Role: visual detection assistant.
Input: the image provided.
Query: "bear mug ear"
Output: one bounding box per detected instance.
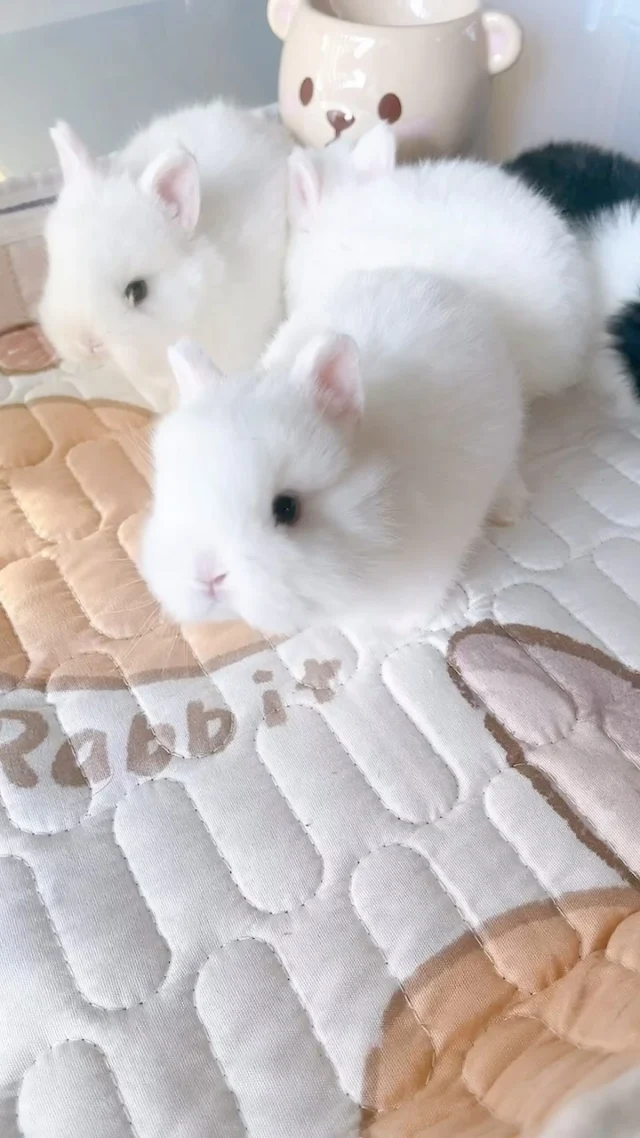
[483,11,523,75]
[267,0,300,40]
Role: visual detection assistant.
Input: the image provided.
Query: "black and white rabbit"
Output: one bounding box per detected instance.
[506,140,640,410]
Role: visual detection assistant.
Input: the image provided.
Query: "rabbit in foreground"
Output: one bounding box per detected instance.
[141,269,523,635]
[39,102,291,393]
[285,124,595,407]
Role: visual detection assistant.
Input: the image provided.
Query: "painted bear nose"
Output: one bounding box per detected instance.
[327,109,355,137]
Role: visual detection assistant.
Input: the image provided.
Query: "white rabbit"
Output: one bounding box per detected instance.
[141,268,524,635]
[540,1067,640,1138]
[39,101,292,395]
[285,124,595,404]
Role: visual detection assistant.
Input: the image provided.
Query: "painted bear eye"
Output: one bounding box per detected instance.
[378,93,402,124]
[300,77,314,106]
[272,493,301,527]
[125,279,148,307]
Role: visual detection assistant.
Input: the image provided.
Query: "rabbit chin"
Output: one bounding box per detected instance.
[110,336,178,388]
[150,573,319,637]
[227,588,322,638]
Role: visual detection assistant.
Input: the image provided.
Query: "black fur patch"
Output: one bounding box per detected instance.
[609,300,640,399]
[505,141,640,222]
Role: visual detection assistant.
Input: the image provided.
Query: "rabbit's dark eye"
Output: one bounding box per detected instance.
[378,93,402,124]
[272,493,301,527]
[300,78,314,106]
[125,279,148,307]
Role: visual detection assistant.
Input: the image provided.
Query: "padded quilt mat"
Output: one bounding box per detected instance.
[2,195,640,1138]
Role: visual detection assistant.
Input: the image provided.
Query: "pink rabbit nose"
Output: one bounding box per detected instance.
[327,109,355,138]
[196,563,227,597]
[205,573,227,597]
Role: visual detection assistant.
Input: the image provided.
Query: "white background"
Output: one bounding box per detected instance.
[0,0,639,178]
[486,0,640,161]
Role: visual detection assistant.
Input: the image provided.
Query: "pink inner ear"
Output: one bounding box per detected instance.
[314,336,363,421]
[288,151,320,227]
[142,150,200,233]
[158,160,199,230]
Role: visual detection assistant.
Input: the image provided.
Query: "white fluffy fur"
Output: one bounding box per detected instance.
[286,125,594,403]
[40,102,291,393]
[539,1067,640,1138]
[142,269,524,635]
[586,201,640,415]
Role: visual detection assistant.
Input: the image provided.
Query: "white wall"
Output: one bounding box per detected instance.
[487,0,640,161]
[1,0,639,178]
[0,0,280,178]
[0,0,156,36]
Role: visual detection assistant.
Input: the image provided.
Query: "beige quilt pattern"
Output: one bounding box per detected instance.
[2,195,640,1138]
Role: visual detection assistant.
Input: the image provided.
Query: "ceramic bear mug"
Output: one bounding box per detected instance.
[268,0,522,160]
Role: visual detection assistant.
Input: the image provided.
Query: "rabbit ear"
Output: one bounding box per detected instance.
[293,332,364,423]
[50,121,95,184]
[140,147,200,234]
[352,124,397,180]
[168,339,224,405]
[288,148,321,229]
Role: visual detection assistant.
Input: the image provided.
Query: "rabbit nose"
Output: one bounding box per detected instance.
[327,109,355,137]
[204,573,227,598]
[196,557,228,597]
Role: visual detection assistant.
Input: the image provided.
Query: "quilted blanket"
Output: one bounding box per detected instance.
[2,184,640,1138]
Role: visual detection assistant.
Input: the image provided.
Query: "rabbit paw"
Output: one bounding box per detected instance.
[489,470,530,527]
